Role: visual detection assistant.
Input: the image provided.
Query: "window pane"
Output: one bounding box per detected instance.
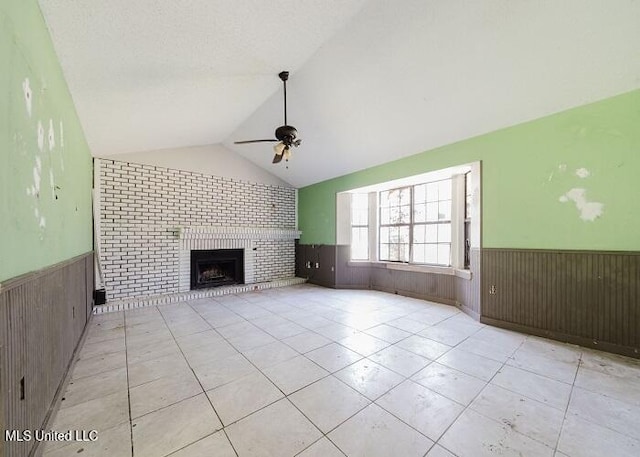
[390,207,400,224]
[426,202,438,221]
[389,244,399,261]
[389,226,398,242]
[414,184,426,203]
[438,243,451,265]
[352,193,368,210]
[400,188,411,205]
[426,182,439,202]
[439,179,452,200]
[425,224,437,242]
[399,226,410,243]
[353,208,368,225]
[401,243,410,262]
[351,227,369,260]
[425,244,438,264]
[388,189,401,206]
[414,203,426,222]
[380,207,390,225]
[380,190,390,207]
[380,226,389,243]
[399,205,411,223]
[439,200,451,220]
[438,223,451,243]
[465,173,473,219]
[414,225,425,243]
[413,244,425,263]
[380,243,389,261]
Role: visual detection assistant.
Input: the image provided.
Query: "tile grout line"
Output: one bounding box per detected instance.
[187,296,371,456]
[155,303,236,454]
[151,290,526,456]
[426,336,528,457]
[122,311,135,457]
[126,289,593,456]
[52,285,639,457]
[553,350,584,453]
[196,296,344,454]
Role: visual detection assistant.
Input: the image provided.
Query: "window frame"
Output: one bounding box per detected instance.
[350,193,370,261]
[345,163,478,270]
[411,178,453,266]
[464,171,472,269]
[378,186,412,263]
[375,179,453,267]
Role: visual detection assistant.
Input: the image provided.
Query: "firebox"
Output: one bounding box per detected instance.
[190,249,244,290]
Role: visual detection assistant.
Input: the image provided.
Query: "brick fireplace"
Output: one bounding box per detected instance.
[96,159,298,301]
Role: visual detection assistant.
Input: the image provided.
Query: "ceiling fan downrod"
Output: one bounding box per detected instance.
[279,71,289,126]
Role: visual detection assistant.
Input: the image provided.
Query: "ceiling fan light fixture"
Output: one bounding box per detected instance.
[235,70,301,165]
[273,142,286,155]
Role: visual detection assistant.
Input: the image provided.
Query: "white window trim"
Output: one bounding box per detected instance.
[338,161,481,278]
[347,260,472,279]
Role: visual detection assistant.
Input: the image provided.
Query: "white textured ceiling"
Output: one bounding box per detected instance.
[41,0,640,188]
[38,0,368,156]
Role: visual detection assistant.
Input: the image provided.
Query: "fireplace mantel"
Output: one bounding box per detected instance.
[176,226,301,241]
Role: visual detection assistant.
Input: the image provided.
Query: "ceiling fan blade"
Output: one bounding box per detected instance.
[234,139,278,144]
[272,153,284,164]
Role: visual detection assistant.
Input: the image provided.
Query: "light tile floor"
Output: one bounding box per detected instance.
[42,284,640,457]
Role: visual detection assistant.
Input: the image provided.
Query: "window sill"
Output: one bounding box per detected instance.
[347,261,472,280]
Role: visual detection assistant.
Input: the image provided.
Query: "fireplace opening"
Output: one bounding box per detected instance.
[190,249,244,290]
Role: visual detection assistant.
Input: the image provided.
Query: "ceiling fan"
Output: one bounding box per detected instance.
[234,71,301,164]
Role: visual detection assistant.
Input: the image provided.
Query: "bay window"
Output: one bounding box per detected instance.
[345,163,479,270]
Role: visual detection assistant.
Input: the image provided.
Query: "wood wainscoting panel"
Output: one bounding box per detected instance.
[0,253,94,457]
[482,248,639,358]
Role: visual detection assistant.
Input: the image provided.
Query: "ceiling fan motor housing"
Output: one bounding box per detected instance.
[275,125,298,145]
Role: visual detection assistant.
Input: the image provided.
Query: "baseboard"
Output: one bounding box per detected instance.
[370,285,457,307]
[95,277,308,314]
[456,301,480,320]
[480,316,640,359]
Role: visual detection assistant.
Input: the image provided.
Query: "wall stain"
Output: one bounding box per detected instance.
[559,188,603,221]
[575,167,590,178]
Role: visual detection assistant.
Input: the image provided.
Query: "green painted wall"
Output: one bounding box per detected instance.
[1,0,93,282]
[299,89,640,251]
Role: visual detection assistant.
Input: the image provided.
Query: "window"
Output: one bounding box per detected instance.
[350,193,369,260]
[464,172,472,269]
[345,163,478,268]
[412,179,452,265]
[377,180,452,265]
[379,187,410,262]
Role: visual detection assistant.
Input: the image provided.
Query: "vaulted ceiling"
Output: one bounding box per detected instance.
[40,0,640,187]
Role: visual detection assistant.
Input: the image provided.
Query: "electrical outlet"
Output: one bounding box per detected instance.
[489,285,497,295]
[315,262,319,269]
[305,261,311,269]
